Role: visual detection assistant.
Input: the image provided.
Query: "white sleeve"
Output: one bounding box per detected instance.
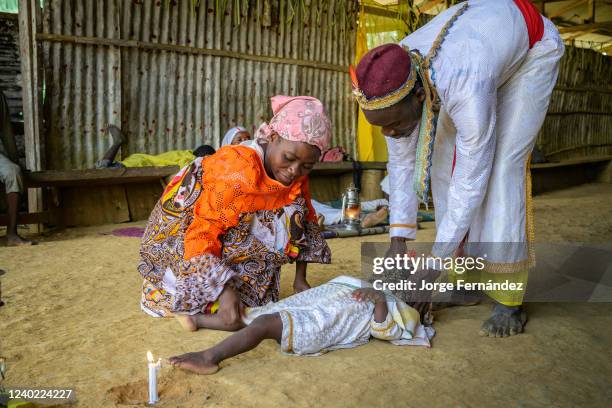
[432,81,497,258]
[385,129,419,240]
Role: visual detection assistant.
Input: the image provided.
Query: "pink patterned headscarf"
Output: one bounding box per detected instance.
[255,96,332,153]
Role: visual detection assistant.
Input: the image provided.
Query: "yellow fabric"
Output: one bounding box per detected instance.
[119,150,195,168]
[355,2,409,161]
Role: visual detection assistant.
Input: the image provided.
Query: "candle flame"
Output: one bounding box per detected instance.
[147,351,154,362]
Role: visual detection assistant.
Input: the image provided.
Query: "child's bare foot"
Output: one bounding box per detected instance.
[175,314,198,332]
[6,234,34,247]
[167,351,219,375]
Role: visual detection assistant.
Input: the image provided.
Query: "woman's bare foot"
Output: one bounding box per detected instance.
[6,234,34,247]
[175,314,198,332]
[167,351,219,375]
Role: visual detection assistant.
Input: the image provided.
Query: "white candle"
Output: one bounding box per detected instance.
[147,351,160,404]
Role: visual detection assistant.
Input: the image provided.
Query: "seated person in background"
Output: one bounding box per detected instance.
[312,175,391,228]
[168,275,431,375]
[96,125,215,169]
[0,89,32,246]
[221,126,251,146]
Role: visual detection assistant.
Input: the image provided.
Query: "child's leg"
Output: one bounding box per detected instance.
[176,312,245,332]
[176,285,245,332]
[168,313,282,375]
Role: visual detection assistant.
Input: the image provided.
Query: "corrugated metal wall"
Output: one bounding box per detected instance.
[40,0,357,170]
[42,0,122,170]
[0,13,22,120]
[538,46,612,161]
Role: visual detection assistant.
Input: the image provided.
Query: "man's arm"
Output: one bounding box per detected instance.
[385,129,420,241]
[432,84,497,258]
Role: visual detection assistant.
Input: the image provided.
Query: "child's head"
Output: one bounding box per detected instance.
[222,126,251,146]
[257,96,332,186]
[193,144,216,157]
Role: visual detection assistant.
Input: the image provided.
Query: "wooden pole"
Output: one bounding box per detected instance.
[548,0,588,20]
[35,33,349,73]
[18,0,44,232]
[558,22,612,34]
[587,0,595,23]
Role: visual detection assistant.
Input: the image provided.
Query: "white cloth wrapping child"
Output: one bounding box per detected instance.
[243,275,434,356]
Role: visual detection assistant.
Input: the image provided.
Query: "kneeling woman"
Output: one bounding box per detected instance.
[138,96,332,331]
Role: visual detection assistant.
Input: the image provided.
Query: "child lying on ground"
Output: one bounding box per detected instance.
[168,275,433,374]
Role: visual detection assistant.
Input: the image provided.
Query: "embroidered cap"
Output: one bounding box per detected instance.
[351,44,418,111]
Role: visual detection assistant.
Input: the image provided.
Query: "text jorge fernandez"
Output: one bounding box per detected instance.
[370,254,524,292]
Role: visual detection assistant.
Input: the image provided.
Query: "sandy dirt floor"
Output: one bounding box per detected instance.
[1,183,612,407]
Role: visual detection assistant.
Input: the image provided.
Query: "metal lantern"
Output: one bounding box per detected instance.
[340,184,361,231]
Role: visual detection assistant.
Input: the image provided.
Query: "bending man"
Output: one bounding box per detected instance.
[353,0,564,337]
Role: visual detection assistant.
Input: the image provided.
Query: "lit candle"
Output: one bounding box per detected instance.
[147,351,161,404]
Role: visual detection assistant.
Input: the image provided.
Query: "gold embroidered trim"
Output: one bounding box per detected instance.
[479,258,532,274]
[478,159,536,275]
[284,311,294,353]
[353,61,418,111]
[390,223,418,229]
[525,156,536,268]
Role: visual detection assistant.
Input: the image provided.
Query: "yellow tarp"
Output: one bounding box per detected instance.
[356,1,409,162]
[119,150,195,168]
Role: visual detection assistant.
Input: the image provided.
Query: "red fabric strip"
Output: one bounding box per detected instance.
[513,0,544,49]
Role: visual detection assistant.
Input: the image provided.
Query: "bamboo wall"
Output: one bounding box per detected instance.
[0,12,21,120]
[24,1,612,170]
[538,46,612,161]
[40,0,358,170]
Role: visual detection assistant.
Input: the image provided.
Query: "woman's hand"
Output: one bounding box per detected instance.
[217,286,244,326]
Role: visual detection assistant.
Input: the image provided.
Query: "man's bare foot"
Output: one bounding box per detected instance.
[175,314,198,332]
[6,234,34,247]
[479,303,527,337]
[362,207,388,228]
[167,351,219,375]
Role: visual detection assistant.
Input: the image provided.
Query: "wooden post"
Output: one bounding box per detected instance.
[18,0,44,232]
[587,0,595,23]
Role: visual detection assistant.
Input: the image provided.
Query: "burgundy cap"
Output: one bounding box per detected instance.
[355,44,411,99]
